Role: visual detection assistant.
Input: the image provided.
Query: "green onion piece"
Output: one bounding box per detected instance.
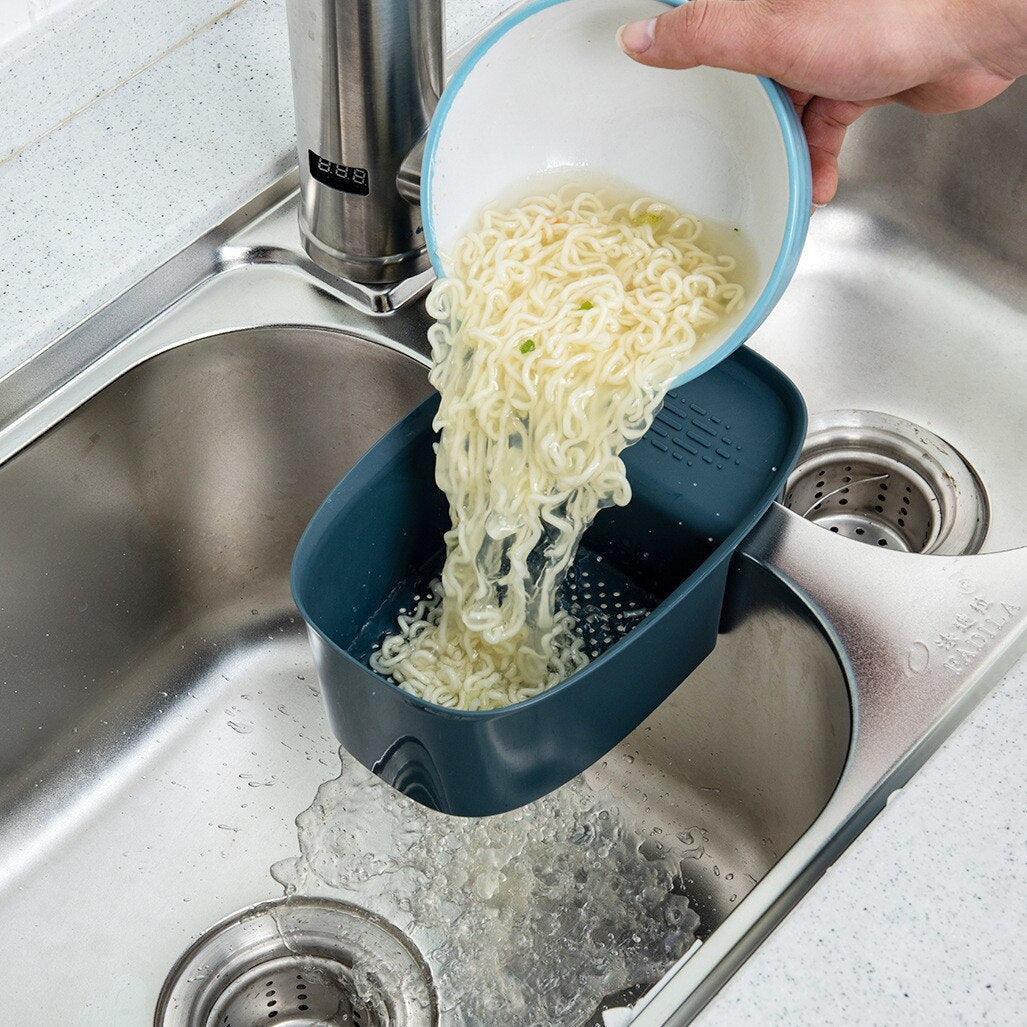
[519,339,536,354]
[578,300,594,311]
[633,210,664,227]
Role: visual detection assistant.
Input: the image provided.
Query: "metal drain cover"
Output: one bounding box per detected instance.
[784,410,989,555]
[155,898,437,1027]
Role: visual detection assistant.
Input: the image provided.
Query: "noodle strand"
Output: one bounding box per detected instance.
[370,188,744,710]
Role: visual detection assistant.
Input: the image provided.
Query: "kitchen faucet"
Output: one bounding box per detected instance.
[285,0,444,285]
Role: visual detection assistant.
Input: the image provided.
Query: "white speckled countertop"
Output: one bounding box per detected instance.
[1,0,1024,1021]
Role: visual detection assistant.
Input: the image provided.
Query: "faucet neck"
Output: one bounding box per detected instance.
[286,0,444,284]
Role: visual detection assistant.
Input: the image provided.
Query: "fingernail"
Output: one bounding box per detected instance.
[618,18,656,55]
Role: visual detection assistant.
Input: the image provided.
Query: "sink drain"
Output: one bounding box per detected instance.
[155,898,437,1027]
[783,410,989,555]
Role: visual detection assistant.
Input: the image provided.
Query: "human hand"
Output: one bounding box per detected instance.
[618,0,1027,204]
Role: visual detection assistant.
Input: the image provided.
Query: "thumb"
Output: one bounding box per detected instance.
[619,0,785,76]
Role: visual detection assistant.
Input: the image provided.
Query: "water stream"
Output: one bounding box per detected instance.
[272,754,701,1025]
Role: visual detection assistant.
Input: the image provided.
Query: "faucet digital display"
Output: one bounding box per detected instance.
[308,150,370,196]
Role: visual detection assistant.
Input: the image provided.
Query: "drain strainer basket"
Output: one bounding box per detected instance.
[784,409,989,555]
[155,898,437,1027]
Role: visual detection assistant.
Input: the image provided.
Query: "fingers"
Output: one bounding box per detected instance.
[619,0,787,76]
[786,87,814,120]
[617,5,877,205]
[801,96,871,205]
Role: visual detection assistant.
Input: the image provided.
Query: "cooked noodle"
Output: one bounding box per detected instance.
[370,188,744,710]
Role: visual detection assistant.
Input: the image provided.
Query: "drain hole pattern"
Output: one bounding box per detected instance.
[156,899,437,1027]
[214,967,375,1027]
[561,551,656,661]
[785,457,936,552]
[782,411,988,556]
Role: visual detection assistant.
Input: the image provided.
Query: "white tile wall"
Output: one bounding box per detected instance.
[0,0,511,376]
[1,0,244,160]
[0,0,78,49]
[0,0,296,378]
[0,0,509,163]
[0,0,32,44]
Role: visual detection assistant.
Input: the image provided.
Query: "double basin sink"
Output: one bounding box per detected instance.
[0,81,1023,1024]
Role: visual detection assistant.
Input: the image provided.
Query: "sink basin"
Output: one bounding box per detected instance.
[0,62,1023,1026]
[0,322,849,1023]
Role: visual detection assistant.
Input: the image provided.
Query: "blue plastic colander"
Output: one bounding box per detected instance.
[292,347,806,816]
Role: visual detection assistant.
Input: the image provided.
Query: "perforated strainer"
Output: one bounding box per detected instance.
[155,898,437,1027]
[783,410,989,554]
[292,347,806,815]
[214,958,372,1026]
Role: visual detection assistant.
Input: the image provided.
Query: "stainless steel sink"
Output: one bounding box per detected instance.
[0,78,1024,1025]
[0,303,851,1025]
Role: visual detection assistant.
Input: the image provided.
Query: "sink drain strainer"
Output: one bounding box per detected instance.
[155,898,437,1027]
[784,410,989,555]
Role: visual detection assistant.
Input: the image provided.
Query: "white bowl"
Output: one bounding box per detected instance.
[421,0,812,388]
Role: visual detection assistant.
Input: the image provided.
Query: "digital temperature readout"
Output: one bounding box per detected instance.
[308,150,369,196]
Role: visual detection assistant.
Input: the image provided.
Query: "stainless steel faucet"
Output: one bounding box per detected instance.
[285,0,444,284]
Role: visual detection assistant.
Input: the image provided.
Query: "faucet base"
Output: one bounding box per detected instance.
[300,216,430,285]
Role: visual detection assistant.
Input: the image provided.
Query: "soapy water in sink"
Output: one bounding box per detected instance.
[271,754,700,1025]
